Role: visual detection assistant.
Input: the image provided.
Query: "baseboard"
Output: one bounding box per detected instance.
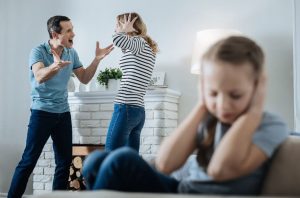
[0,192,30,197]
[0,192,7,197]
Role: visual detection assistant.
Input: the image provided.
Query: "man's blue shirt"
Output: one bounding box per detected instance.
[29,42,82,113]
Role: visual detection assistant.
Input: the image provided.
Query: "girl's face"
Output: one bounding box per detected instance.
[202,60,256,124]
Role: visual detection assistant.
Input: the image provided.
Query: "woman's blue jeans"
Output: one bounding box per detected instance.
[105,104,145,152]
[82,147,179,192]
[8,110,72,198]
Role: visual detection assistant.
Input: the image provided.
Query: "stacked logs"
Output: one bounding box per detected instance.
[68,156,86,190]
[68,144,105,191]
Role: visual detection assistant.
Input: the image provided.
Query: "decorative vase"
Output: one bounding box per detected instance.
[91,78,106,91]
[88,78,97,91]
[79,83,87,92]
[95,82,106,91]
[73,78,81,92]
[68,77,75,92]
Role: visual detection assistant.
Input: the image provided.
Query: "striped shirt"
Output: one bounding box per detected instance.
[112,32,156,107]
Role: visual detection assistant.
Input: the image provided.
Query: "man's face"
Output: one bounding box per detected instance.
[56,21,75,48]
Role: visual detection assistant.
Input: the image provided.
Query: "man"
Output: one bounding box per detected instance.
[8,15,113,198]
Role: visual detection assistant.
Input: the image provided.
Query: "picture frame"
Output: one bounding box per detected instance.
[150,72,166,86]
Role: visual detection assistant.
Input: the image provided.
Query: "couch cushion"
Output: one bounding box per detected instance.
[29,190,219,198]
[28,189,290,198]
[261,136,300,196]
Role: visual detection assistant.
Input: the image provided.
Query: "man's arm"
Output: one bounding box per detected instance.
[73,57,100,84]
[74,42,113,84]
[32,61,70,84]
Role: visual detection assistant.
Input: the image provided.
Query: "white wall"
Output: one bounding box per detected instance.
[0,0,294,194]
[294,0,300,131]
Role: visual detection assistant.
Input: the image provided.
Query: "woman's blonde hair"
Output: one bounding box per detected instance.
[117,12,159,54]
[197,36,265,168]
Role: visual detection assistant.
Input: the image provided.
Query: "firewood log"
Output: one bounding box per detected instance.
[70,167,74,175]
[73,156,83,169]
[72,179,80,189]
[76,171,81,177]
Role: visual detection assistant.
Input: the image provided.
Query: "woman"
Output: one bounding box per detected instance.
[105,12,158,152]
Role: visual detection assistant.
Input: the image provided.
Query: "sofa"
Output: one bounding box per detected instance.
[29,136,300,198]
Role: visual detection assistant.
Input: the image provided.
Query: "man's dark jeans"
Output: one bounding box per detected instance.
[8,110,72,198]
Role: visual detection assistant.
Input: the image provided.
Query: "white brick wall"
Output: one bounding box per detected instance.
[33,88,180,193]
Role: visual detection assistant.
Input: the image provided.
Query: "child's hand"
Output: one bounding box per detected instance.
[116,13,138,34]
[248,73,267,116]
[198,75,207,110]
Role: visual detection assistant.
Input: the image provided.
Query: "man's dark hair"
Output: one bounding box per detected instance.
[47,15,70,39]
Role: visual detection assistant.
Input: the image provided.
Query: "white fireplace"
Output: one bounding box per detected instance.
[32,88,181,194]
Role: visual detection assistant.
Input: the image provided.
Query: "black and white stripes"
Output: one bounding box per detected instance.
[113,32,156,107]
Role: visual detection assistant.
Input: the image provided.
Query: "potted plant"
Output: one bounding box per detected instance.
[97,68,122,89]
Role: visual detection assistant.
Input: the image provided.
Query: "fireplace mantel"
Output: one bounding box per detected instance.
[68,88,181,103]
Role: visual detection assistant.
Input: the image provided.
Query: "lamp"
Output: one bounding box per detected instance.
[190,29,242,74]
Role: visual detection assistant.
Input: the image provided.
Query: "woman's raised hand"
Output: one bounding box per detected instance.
[116,13,138,33]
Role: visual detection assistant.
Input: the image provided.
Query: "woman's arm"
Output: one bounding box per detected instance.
[112,33,145,54]
[207,74,267,181]
[155,102,207,174]
[113,14,145,54]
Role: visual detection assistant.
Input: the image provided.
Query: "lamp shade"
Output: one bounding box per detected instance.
[190,29,242,74]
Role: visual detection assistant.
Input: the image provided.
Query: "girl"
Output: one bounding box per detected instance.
[83,36,288,195]
[105,12,158,152]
